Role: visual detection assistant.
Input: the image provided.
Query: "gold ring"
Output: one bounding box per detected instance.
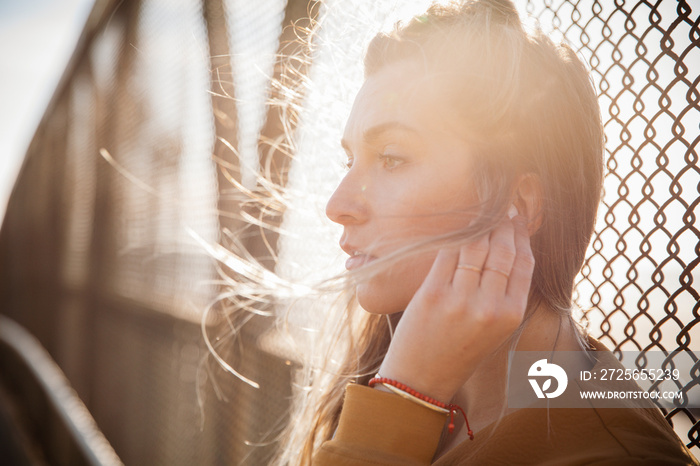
[484,267,510,279]
[457,264,482,273]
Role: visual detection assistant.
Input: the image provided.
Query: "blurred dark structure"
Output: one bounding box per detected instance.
[0,0,697,464]
[0,315,122,465]
[0,0,313,463]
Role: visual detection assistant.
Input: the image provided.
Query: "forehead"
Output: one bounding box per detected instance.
[343,60,459,143]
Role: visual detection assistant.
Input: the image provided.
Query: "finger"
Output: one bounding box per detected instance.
[480,218,516,297]
[506,215,535,306]
[453,233,489,292]
[423,248,460,288]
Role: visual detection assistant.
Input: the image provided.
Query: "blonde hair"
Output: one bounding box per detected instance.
[267,0,605,463]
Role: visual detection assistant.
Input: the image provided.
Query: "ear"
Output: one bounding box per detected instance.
[513,173,543,236]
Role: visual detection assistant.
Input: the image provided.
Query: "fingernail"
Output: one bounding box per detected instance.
[508,204,518,219]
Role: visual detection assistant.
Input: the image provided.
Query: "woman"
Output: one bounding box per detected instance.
[271,0,697,464]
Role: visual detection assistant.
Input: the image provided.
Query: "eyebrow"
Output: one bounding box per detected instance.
[341,122,419,152]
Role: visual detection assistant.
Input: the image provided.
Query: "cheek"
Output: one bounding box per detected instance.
[355,175,474,314]
[355,251,437,314]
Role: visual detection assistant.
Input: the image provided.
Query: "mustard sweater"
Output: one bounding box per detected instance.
[313,341,698,465]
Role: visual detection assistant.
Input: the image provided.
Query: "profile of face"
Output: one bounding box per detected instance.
[326,59,478,314]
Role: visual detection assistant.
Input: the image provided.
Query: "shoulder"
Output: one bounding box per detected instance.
[436,337,698,465]
[436,406,697,465]
[553,406,696,464]
[545,337,697,464]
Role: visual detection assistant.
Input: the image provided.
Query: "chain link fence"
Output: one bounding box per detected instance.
[523,0,699,450]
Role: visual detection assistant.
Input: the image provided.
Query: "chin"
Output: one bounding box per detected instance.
[356,291,406,314]
[354,272,419,315]
[354,251,436,314]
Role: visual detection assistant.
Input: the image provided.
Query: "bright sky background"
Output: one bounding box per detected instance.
[0,0,94,222]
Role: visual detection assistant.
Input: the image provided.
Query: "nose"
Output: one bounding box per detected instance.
[325,170,368,226]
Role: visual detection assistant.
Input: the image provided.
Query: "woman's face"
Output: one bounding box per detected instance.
[326,59,476,314]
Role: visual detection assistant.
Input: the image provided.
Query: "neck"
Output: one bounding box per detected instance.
[457,303,585,433]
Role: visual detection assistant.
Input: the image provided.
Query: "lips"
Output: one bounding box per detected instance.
[340,241,377,270]
[345,252,376,270]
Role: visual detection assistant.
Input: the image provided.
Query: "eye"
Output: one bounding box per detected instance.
[380,154,404,170]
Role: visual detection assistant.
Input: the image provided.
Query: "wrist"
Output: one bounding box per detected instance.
[376,365,459,404]
[369,375,473,438]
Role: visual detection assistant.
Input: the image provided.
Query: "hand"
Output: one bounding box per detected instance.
[377,214,535,403]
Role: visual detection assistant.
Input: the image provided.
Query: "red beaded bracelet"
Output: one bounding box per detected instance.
[369,376,474,440]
